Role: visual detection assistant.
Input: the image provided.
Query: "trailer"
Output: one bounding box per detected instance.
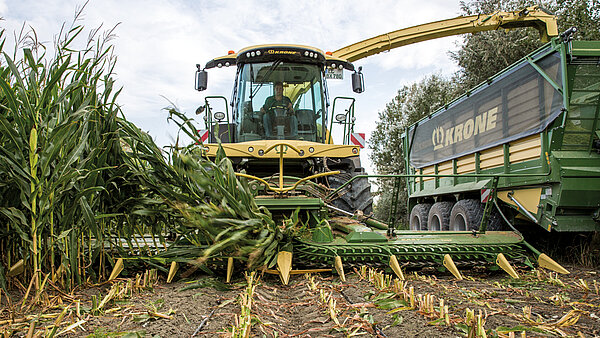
[403,36,600,233]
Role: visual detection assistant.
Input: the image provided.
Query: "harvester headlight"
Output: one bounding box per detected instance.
[338,64,343,69]
[225,62,230,67]
[256,50,261,56]
[314,54,318,59]
[246,52,251,57]
[217,63,222,68]
[251,52,256,57]
[299,150,305,156]
[258,149,264,156]
[308,147,314,153]
[309,52,314,57]
[352,148,358,154]
[331,63,336,68]
[304,51,309,56]
[248,147,254,152]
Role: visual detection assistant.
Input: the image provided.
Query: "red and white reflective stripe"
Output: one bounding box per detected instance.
[350,132,366,148]
[197,129,209,143]
[481,188,493,203]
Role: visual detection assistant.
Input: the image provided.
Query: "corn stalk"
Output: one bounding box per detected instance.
[0,9,129,291]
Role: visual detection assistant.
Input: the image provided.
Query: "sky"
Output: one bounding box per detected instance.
[1,0,463,174]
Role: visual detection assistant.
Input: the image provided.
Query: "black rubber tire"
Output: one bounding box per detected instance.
[427,201,454,231]
[328,167,373,215]
[449,199,481,231]
[486,205,505,231]
[409,203,432,230]
[449,199,504,231]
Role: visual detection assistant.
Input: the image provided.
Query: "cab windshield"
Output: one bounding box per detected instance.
[235,61,326,142]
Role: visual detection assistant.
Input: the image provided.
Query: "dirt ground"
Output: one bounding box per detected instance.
[2,262,600,337]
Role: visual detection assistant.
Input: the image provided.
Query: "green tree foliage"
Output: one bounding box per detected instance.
[554,0,600,40]
[452,0,600,90]
[370,74,456,222]
[450,0,546,91]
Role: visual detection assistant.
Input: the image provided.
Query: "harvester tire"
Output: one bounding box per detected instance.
[328,167,373,215]
[409,203,432,230]
[449,199,504,231]
[427,201,453,231]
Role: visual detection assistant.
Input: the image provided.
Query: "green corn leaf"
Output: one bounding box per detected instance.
[56,229,72,241]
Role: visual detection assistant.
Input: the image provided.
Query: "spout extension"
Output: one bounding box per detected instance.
[560,27,577,42]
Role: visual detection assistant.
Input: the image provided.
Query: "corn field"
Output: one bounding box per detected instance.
[0,16,293,296]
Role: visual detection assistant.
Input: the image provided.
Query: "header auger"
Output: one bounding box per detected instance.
[187,7,576,284]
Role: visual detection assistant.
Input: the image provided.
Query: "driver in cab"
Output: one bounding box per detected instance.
[261,82,297,138]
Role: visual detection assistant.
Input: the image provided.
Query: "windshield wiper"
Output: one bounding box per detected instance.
[250,60,283,99]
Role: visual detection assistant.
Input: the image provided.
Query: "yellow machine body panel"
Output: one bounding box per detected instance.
[203,140,360,159]
[497,188,543,215]
[417,135,542,183]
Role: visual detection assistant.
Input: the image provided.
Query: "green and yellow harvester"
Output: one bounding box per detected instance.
[192,7,585,283]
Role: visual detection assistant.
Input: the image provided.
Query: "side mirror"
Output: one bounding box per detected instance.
[352,66,364,94]
[214,112,226,121]
[195,65,208,91]
[335,113,347,122]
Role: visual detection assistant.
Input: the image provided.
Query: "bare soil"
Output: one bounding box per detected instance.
[2,264,600,337]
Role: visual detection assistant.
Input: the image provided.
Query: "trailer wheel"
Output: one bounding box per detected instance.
[449,199,506,231]
[427,201,453,231]
[409,203,432,230]
[449,199,481,231]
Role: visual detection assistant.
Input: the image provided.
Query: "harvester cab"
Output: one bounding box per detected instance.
[195,45,362,143]
[194,44,373,221]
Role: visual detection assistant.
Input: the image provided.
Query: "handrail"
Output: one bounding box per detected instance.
[234,142,340,194]
[325,171,553,200]
[204,95,231,143]
[236,171,339,194]
[329,97,356,145]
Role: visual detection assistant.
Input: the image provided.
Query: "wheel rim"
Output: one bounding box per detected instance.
[410,216,420,230]
[429,215,441,231]
[451,213,467,231]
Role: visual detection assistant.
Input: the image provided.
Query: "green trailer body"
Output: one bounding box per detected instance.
[403,39,600,233]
